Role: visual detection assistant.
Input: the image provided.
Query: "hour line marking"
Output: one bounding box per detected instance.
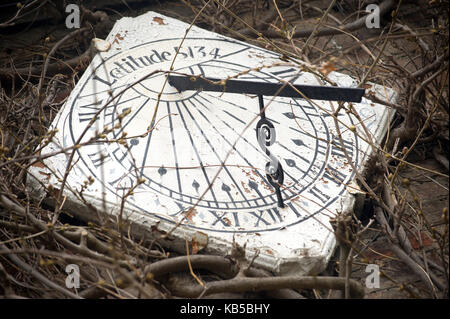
[111,96,150,136]
[186,98,252,206]
[139,100,158,177]
[222,109,246,125]
[167,101,183,194]
[183,99,250,206]
[78,82,128,99]
[176,100,218,202]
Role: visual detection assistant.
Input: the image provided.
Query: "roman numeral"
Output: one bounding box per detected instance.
[207,211,243,228]
[249,211,270,227]
[232,212,240,227]
[214,45,250,60]
[207,209,285,229]
[323,164,347,185]
[88,149,111,168]
[266,208,283,223]
[292,99,320,118]
[250,209,284,227]
[286,202,301,217]
[210,211,231,227]
[78,100,104,122]
[316,140,329,156]
[270,67,301,82]
[108,165,137,201]
[308,185,331,204]
[116,177,135,195]
[111,146,128,163]
[78,89,140,124]
[331,135,354,159]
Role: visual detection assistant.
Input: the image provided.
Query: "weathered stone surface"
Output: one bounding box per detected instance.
[28,11,397,275]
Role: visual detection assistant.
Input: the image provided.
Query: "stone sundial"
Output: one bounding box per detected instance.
[28,11,396,275]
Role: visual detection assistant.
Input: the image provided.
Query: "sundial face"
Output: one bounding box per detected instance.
[68,37,357,233]
[29,12,394,275]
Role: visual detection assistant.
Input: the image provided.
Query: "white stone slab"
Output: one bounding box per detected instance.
[28,11,397,275]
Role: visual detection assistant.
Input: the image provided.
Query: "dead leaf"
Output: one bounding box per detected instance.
[153,17,166,25]
[32,161,45,168]
[223,217,231,226]
[319,61,337,76]
[112,33,124,45]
